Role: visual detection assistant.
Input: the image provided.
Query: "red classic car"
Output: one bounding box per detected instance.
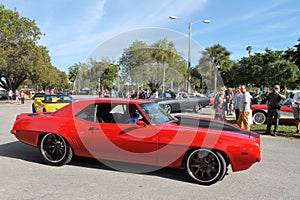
[11,98,261,185]
[252,98,294,124]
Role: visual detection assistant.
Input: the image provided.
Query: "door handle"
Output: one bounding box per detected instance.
[88,127,100,131]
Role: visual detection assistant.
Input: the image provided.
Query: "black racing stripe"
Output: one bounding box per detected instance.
[175,116,259,138]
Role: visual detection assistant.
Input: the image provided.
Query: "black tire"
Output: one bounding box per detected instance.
[185,149,227,185]
[43,108,47,112]
[39,133,73,166]
[164,104,172,114]
[32,104,36,113]
[193,104,202,113]
[253,111,267,124]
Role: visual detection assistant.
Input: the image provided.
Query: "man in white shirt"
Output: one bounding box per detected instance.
[292,91,300,134]
[237,85,252,130]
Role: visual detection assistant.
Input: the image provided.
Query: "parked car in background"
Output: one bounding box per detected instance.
[156,91,210,114]
[11,98,261,185]
[32,94,74,112]
[252,98,294,124]
[0,91,8,100]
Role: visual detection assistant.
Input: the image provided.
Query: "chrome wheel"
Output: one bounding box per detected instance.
[39,133,73,166]
[185,149,226,185]
[193,104,202,113]
[253,111,266,124]
[164,104,172,114]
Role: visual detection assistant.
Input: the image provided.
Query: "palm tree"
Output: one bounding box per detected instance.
[151,38,179,93]
[68,64,79,90]
[246,46,252,56]
[205,44,231,92]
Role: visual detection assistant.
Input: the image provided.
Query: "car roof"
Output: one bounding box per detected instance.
[91,98,154,104]
[52,98,155,118]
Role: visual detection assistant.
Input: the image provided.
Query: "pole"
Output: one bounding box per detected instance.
[162,62,166,94]
[187,22,192,93]
[213,58,217,93]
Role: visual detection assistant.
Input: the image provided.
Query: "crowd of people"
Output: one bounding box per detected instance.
[7,89,26,104]
[213,84,294,136]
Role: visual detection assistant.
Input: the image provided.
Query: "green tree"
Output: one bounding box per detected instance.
[293,38,300,67]
[266,59,299,90]
[120,40,152,85]
[0,5,49,92]
[100,64,119,90]
[120,39,185,93]
[197,44,231,92]
[151,38,180,93]
[68,64,80,90]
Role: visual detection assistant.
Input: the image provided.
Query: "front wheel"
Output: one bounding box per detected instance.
[185,149,227,185]
[39,133,73,166]
[253,111,267,124]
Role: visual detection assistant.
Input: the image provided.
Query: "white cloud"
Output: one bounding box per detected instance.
[77,0,106,35]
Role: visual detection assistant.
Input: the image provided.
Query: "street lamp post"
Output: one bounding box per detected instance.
[169,16,210,93]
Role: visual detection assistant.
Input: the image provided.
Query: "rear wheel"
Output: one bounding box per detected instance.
[32,104,36,113]
[253,111,267,124]
[39,133,73,166]
[193,104,202,113]
[185,149,227,185]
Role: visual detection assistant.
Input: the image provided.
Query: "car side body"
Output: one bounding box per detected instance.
[252,98,294,124]
[11,98,260,185]
[156,92,210,114]
[32,94,74,112]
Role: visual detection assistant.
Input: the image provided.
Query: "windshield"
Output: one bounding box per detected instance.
[139,102,174,124]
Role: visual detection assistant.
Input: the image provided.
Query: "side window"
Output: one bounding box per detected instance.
[76,104,96,122]
[96,103,143,124]
[96,103,115,123]
[283,98,292,106]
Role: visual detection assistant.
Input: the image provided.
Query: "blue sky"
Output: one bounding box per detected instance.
[1,0,300,72]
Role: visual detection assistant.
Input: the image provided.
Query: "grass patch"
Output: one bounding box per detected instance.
[227,120,300,138]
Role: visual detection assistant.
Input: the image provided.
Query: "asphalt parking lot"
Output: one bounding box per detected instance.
[0,97,300,200]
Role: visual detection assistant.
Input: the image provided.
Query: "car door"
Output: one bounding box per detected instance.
[280,98,293,121]
[178,93,194,110]
[79,103,159,166]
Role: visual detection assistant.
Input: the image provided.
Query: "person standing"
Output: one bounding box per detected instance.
[8,89,13,102]
[15,89,20,103]
[237,85,252,130]
[214,88,226,121]
[233,86,242,121]
[265,85,286,136]
[292,91,300,134]
[252,89,261,104]
[20,90,25,104]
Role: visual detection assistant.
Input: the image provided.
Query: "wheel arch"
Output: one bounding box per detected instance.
[252,109,267,115]
[252,109,267,124]
[181,147,231,168]
[37,132,75,154]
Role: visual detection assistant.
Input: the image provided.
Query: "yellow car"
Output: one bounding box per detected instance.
[32,94,74,112]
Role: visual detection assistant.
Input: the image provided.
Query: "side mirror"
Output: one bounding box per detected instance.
[136,120,147,127]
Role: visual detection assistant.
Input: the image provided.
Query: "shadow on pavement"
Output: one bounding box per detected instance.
[0,141,42,164]
[0,141,196,185]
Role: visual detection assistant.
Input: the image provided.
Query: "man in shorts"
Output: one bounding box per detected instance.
[292,91,300,134]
